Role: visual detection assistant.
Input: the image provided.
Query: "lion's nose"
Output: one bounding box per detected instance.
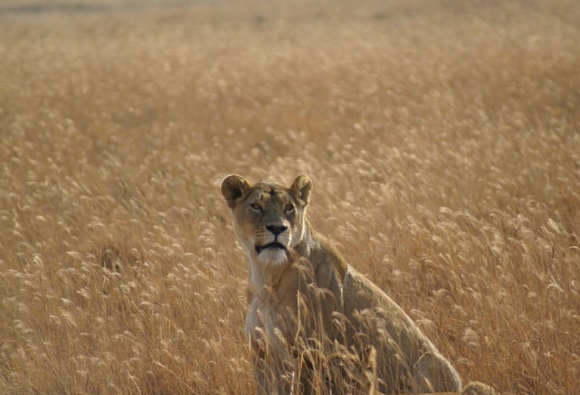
[266,225,288,236]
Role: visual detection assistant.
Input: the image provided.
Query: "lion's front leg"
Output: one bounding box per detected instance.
[251,349,295,395]
[246,306,296,394]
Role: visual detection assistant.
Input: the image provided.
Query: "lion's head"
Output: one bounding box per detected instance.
[220,174,312,265]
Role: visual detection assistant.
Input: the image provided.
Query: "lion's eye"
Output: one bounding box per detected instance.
[285,204,295,213]
[250,203,262,212]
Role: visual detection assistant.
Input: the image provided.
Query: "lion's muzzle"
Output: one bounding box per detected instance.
[255,242,287,254]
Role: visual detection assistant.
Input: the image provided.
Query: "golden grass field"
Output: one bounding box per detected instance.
[1,0,579,393]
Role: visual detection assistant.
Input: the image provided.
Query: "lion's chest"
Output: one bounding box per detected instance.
[244,261,303,347]
[244,297,274,338]
[245,295,297,359]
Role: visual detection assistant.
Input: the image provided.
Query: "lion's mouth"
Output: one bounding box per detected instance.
[255,242,287,254]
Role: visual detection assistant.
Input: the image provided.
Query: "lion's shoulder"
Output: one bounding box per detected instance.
[298,227,348,284]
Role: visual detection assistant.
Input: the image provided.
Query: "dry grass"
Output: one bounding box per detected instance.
[1,0,579,393]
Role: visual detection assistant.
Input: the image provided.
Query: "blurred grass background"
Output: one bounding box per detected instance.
[1,0,579,393]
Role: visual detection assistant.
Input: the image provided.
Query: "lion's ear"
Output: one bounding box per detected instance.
[290,174,312,205]
[221,175,251,209]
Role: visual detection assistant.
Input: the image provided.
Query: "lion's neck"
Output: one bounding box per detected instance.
[246,220,348,304]
[294,221,315,258]
[248,259,292,295]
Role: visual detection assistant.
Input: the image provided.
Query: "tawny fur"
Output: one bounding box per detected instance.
[221,174,497,395]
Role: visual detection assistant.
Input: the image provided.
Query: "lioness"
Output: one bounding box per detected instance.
[221,174,496,395]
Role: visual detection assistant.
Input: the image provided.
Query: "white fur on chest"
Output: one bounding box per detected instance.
[244,261,293,356]
[245,261,279,333]
[245,290,292,362]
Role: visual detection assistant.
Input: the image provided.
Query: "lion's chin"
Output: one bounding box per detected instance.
[256,248,288,265]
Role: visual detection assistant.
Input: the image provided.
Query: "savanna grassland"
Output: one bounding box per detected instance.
[1,0,579,393]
